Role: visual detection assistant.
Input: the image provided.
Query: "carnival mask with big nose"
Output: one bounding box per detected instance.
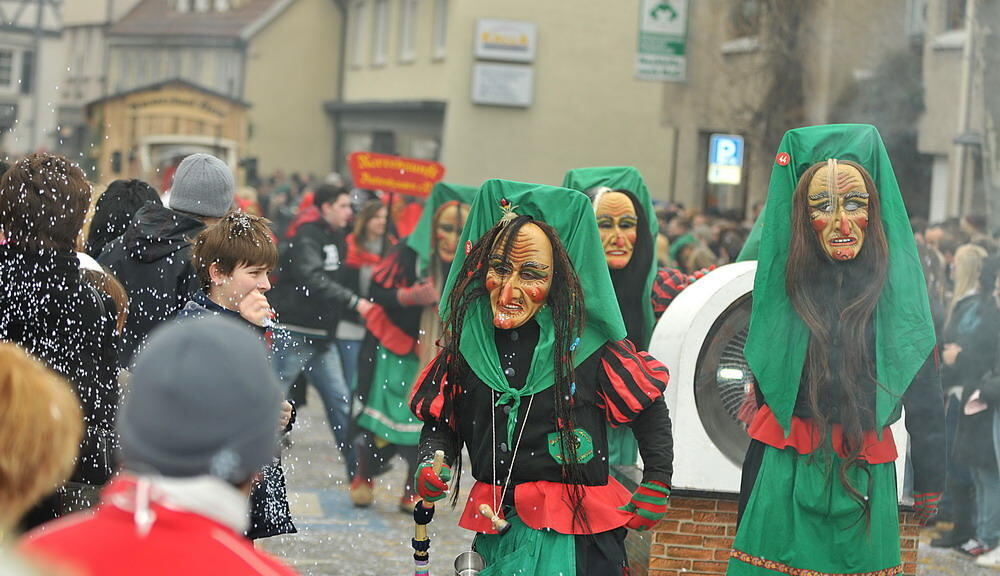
[485,222,553,329]
[595,191,638,269]
[807,160,870,261]
[434,202,470,264]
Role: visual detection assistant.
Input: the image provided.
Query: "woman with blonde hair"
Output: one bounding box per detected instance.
[1,343,83,534]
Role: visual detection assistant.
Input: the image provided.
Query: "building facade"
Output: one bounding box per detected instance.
[331,0,676,199]
[0,0,64,156]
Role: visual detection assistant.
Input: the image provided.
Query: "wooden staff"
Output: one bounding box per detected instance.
[412,450,445,575]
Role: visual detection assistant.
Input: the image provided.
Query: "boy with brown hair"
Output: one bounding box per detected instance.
[179,212,296,540]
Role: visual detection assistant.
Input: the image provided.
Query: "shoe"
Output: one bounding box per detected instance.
[976,546,1000,567]
[931,530,974,548]
[398,493,421,514]
[956,538,990,557]
[349,476,374,508]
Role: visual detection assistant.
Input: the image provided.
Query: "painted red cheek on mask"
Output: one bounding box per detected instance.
[811,216,829,232]
[485,276,500,292]
[855,216,869,230]
[626,231,637,245]
[525,286,548,303]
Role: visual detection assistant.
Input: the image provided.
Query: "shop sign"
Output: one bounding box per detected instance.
[471,63,534,108]
[475,19,537,63]
[348,152,445,197]
[636,0,689,82]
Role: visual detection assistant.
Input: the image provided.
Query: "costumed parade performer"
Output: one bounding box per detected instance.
[729,124,945,575]
[352,182,475,510]
[409,180,674,575]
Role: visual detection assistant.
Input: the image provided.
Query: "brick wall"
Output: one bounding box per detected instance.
[643,493,920,576]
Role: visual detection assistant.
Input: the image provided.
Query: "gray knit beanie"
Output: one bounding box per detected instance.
[168,153,235,218]
[118,316,281,484]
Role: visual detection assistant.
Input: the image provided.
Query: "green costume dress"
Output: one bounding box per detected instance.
[562,166,658,466]
[729,124,938,576]
[356,182,477,446]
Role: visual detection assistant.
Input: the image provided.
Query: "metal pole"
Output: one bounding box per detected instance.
[951,0,978,217]
[28,0,45,151]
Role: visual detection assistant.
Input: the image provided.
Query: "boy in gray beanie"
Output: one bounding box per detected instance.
[21,316,299,576]
[99,153,237,366]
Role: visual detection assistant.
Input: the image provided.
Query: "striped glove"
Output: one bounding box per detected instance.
[913,492,942,526]
[414,461,452,503]
[619,480,670,531]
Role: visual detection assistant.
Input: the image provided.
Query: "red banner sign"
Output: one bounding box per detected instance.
[348,152,445,198]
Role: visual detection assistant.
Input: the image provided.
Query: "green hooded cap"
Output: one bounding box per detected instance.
[744,124,934,432]
[440,179,627,446]
[406,181,478,274]
[561,166,658,348]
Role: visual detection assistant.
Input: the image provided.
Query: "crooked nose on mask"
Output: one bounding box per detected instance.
[499,281,516,304]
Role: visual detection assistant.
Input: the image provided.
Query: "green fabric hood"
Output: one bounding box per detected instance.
[406,181,478,273]
[743,124,935,432]
[561,166,658,348]
[439,180,627,443]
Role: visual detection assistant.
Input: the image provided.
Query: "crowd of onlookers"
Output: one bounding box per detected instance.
[7,147,1000,572]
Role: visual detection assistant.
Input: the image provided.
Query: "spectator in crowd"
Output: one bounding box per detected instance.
[84,179,160,258]
[179,212,296,540]
[0,153,121,530]
[21,317,298,576]
[270,184,371,478]
[99,153,235,366]
[0,343,82,560]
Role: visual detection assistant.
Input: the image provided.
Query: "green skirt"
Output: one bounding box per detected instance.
[355,345,422,445]
[473,516,576,576]
[728,445,902,576]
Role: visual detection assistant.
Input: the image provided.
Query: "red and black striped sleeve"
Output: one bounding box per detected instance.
[597,339,669,425]
[651,268,691,319]
[409,352,456,425]
[371,249,405,290]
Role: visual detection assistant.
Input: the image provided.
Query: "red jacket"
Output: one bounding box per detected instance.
[20,477,298,576]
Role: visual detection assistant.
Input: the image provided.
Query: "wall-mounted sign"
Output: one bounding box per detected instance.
[348,151,445,197]
[636,0,689,82]
[471,63,534,108]
[475,19,537,62]
[707,133,744,185]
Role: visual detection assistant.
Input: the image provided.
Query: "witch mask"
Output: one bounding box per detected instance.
[485,222,553,329]
[433,201,470,264]
[595,190,638,269]
[805,159,871,262]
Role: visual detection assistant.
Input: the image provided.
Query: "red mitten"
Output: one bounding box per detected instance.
[414,461,452,502]
[913,492,941,526]
[397,281,439,307]
[619,480,670,531]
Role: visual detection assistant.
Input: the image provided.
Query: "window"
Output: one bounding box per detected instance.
[350,0,367,68]
[728,0,761,39]
[20,50,34,95]
[372,0,388,66]
[432,0,447,60]
[0,50,13,88]
[399,0,417,63]
[945,0,967,30]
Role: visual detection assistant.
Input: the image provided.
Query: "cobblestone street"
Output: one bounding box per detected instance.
[263,392,1000,575]
[260,391,473,576]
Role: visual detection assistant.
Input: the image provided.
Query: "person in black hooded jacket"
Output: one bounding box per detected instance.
[0,153,120,530]
[98,154,235,366]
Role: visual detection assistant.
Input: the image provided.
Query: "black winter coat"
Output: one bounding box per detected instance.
[0,246,121,484]
[98,203,204,365]
[271,220,359,337]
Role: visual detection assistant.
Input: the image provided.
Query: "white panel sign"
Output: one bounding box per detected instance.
[636,0,689,82]
[471,63,534,108]
[475,19,537,62]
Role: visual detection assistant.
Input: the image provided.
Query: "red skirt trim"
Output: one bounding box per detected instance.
[748,405,897,464]
[459,478,633,535]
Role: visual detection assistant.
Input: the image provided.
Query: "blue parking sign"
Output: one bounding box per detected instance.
[710,134,744,166]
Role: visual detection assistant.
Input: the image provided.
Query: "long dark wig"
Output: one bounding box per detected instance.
[590,188,654,348]
[435,215,591,530]
[785,160,889,510]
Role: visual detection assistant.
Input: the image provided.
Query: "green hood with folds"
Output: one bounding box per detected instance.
[743,124,934,432]
[561,166,658,348]
[406,181,478,274]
